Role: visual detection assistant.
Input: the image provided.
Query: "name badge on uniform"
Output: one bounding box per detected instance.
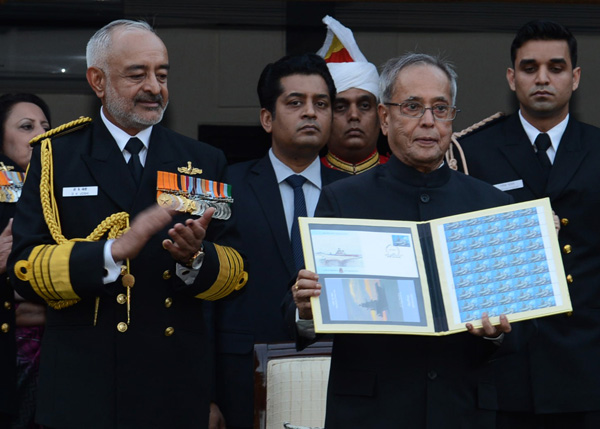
[494,180,524,192]
[63,186,98,197]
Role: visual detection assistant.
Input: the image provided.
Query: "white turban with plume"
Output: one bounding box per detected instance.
[316,15,380,100]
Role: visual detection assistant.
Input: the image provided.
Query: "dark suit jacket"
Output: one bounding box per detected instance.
[7,119,245,428]
[210,154,347,427]
[310,156,513,429]
[0,156,18,423]
[458,113,600,413]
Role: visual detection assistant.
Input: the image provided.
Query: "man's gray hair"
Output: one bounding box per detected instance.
[86,20,156,69]
[379,53,458,105]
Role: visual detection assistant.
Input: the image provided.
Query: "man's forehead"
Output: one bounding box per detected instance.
[337,88,377,102]
[516,39,571,63]
[279,74,329,96]
[393,66,451,102]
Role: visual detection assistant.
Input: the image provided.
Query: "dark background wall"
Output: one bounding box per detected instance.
[1,1,599,160]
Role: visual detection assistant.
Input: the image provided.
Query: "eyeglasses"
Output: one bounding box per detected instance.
[384,101,460,121]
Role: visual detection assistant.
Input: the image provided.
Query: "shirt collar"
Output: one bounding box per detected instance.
[100,107,153,152]
[518,110,569,151]
[386,155,451,188]
[268,148,322,190]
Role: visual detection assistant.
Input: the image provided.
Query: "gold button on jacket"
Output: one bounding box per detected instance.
[164,327,175,336]
[1,322,10,333]
[117,322,128,333]
[164,297,173,308]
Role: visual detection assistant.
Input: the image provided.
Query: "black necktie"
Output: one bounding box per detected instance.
[125,137,144,186]
[534,133,552,180]
[285,174,307,271]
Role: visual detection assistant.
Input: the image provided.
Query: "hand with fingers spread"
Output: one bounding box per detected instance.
[111,204,175,262]
[292,269,321,320]
[466,312,511,338]
[163,207,214,265]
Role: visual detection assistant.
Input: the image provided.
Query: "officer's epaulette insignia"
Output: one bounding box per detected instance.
[29,116,93,146]
[446,112,506,174]
[453,112,506,141]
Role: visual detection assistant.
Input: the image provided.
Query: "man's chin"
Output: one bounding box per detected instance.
[341,138,369,149]
[134,111,165,127]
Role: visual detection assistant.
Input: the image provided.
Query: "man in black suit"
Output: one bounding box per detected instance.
[8,20,246,428]
[457,20,600,429]
[209,54,347,429]
[291,53,512,429]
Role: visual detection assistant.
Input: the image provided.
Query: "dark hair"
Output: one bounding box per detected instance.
[0,93,51,149]
[511,20,577,67]
[257,53,336,116]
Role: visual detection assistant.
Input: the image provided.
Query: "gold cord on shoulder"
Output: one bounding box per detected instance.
[29,117,93,146]
[18,118,130,312]
[445,112,505,175]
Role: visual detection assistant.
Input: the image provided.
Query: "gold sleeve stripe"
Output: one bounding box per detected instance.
[196,245,246,301]
[29,245,60,301]
[195,244,247,301]
[16,243,80,306]
[209,246,245,301]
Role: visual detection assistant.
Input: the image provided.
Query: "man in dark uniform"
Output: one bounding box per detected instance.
[290,53,512,429]
[8,20,246,428]
[209,53,347,429]
[456,20,600,429]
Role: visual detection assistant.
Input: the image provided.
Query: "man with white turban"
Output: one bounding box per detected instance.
[318,15,388,174]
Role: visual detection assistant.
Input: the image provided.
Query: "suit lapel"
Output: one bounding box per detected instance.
[81,120,137,212]
[249,156,296,276]
[547,119,588,199]
[498,115,548,197]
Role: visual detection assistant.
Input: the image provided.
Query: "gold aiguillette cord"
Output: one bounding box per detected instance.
[121,262,135,325]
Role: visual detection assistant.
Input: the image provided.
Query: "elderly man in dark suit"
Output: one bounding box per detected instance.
[208,53,347,429]
[291,53,513,429]
[457,20,600,429]
[8,20,246,428]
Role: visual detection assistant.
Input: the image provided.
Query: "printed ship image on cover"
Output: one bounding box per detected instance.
[300,198,571,336]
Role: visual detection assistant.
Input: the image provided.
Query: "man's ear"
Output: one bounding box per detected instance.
[378,104,389,136]
[260,108,273,134]
[506,68,516,92]
[572,66,581,92]
[86,67,106,98]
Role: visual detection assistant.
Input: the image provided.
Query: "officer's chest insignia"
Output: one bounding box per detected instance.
[177,162,203,176]
[0,167,24,203]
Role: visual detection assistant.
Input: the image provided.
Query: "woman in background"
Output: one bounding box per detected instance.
[0,93,50,429]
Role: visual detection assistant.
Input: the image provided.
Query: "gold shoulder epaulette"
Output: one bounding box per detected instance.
[29,116,93,146]
[453,112,506,141]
